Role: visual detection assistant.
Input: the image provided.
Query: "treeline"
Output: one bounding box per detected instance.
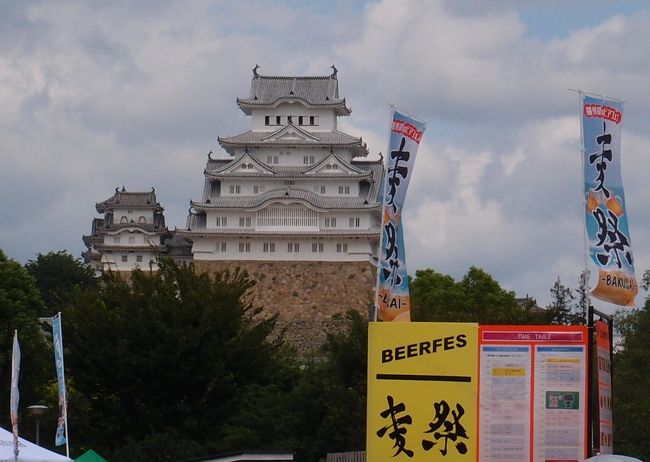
[0,249,648,460]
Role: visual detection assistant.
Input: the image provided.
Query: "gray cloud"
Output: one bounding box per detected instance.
[2,0,649,310]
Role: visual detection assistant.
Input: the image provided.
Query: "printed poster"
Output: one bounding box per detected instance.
[479,326,588,462]
[367,322,478,461]
[595,320,613,454]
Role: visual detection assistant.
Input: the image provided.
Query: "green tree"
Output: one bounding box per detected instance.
[545,274,588,325]
[612,270,650,460]
[290,310,368,462]
[0,249,53,441]
[25,251,96,316]
[62,260,296,461]
[546,277,575,325]
[411,266,548,324]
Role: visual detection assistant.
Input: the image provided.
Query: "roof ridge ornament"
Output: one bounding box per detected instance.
[207,150,214,160]
[330,65,337,78]
[253,64,260,78]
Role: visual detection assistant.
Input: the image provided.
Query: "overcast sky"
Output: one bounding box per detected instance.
[2,0,650,310]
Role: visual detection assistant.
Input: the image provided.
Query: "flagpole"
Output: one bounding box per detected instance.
[373,105,396,322]
[570,89,592,315]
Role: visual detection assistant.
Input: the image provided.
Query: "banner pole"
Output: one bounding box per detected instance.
[373,105,395,322]
[576,90,593,313]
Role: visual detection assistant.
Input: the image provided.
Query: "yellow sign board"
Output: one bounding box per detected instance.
[367,322,479,461]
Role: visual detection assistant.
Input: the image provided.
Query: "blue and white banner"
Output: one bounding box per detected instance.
[11,331,21,457]
[52,313,68,446]
[582,95,637,306]
[376,109,426,322]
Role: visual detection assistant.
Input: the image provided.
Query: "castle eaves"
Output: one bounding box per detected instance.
[237,73,351,115]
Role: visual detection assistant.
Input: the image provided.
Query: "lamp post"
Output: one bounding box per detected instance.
[27,405,48,446]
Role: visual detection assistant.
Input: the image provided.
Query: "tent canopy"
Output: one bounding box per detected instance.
[75,450,107,462]
[0,427,72,462]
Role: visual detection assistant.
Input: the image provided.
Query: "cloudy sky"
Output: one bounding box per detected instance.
[2,0,650,310]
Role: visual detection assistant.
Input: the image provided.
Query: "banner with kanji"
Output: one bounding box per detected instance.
[376,109,426,322]
[367,322,478,461]
[11,331,21,458]
[52,313,68,446]
[582,95,637,306]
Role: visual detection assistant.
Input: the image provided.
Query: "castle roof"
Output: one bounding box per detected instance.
[192,186,382,212]
[236,67,351,115]
[96,188,163,213]
[217,129,367,156]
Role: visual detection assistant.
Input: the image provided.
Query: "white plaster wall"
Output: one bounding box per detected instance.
[191,235,374,262]
[250,106,336,132]
[113,208,155,224]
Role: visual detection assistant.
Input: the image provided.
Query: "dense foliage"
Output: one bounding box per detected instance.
[0,250,54,443]
[62,260,296,460]
[3,247,649,461]
[612,270,650,460]
[410,266,551,324]
[25,251,96,317]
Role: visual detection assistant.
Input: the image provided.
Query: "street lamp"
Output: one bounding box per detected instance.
[27,405,48,446]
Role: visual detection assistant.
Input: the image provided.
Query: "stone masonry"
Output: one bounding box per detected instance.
[194,260,376,353]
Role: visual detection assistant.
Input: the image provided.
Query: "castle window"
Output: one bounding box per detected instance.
[303,155,315,165]
[229,185,241,194]
[336,243,348,253]
[263,242,275,253]
[215,216,228,227]
[320,186,326,194]
[287,115,292,124]
[325,217,336,228]
[256,206,317,228]
[311,243,324,253]
[239,242,251,253]
[265,115,270,125]
[120,216,128,224]
[215,242,227,253]
[288,242,300,253]
[298,116,304,125]
[349,217,361,228]
[253,185,265,194]
[129,236,136,244]
[136,255,143,263]
[276,115,281,125]
[338,186,350,195]
[239,216,252,227]
[309,116,316,125]
[121,255,128,262]
[267,155,279,165]
[139,216,146,223]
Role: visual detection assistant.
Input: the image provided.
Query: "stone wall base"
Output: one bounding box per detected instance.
[194,260,376,353]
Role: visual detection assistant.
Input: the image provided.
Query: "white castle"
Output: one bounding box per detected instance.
[84,66,383,273]
[178,66,384,263]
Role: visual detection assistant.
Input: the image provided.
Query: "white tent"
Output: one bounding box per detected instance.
[0,427,71,462]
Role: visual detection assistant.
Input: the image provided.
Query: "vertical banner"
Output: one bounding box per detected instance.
[367,322,478,461]
[582,95,637,306]
[595,320,613,454]
[10,331,21,458]
[376,109,426,322]
[52,313,68,447]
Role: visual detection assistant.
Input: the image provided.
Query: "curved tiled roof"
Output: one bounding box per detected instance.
[193,187,381,211]
[179,222,381,237]
[237,73,351,115]
[218,129,367,156]
[96,188,163,213]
